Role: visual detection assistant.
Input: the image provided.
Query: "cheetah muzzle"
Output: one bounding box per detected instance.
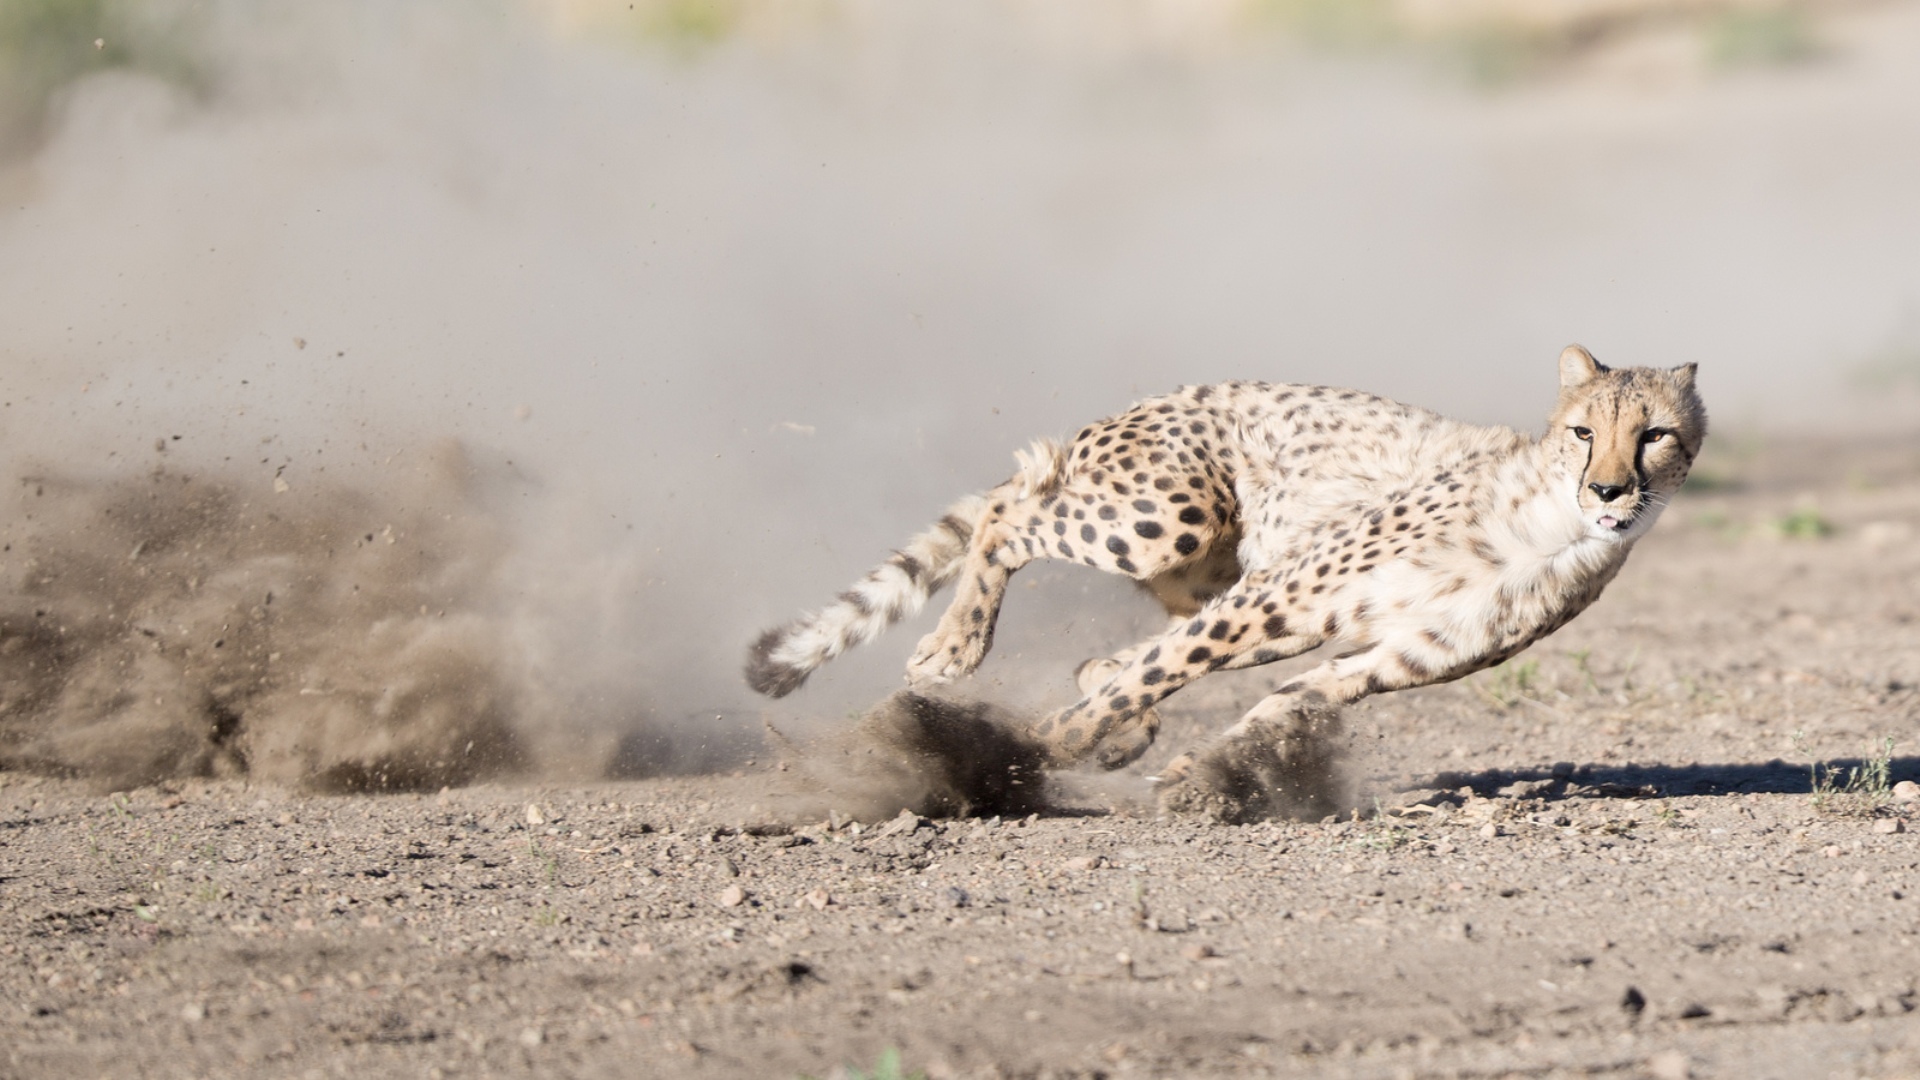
[745,346,1707,822]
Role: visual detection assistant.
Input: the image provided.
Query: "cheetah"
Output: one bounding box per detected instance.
[746,346,1706,821]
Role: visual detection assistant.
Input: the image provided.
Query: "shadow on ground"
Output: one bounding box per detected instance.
[1420,757,1920,799]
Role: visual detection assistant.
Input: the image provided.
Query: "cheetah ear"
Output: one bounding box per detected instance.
[1558,345,1606,389]
[1668,362,1698,393]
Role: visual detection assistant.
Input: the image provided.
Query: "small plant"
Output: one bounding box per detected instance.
[1679,468,1738,494]
[0,0,209,153]
[1692,509,1747,539]
[1259,0,1398,48]
[523,837,561,883]
[1475,658,1540,708]
[804,1048,925,1080]
[1566,649,1600,694]
[1352,820,1412,852]
[1770,508,1834,540]
[1705,8,1818,68]
[1807,736,1897,815]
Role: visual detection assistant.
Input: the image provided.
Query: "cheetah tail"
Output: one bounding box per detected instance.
[744,438,1066,698]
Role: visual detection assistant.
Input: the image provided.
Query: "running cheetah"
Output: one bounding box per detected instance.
[746,347,1706,821]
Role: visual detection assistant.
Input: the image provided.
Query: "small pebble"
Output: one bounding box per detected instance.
[1479,823,1501,840]
[1873,818,1904,835]
[519,1027,544,1049]
[1892,780,1920,803]
[1647,1049,1690,1080]
[804,888,831,911]
[878,809,925,837]
[179,1002,205,1023]
[525,804,545,826]
[1062,856,1099,873]
[718,885,746,908]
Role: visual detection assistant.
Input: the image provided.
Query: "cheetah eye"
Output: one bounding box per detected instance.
[1570,426,1593,442]
[1640,429,1668,445]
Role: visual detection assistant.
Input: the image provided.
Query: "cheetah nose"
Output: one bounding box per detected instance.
[1587,481,1632,503]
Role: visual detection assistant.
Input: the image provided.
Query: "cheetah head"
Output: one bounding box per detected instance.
[1547,345,1707,543]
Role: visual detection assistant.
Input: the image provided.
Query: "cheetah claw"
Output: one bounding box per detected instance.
[906,631,980,685]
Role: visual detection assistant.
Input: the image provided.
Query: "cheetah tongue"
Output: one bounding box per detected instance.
[1597,514,1629,531]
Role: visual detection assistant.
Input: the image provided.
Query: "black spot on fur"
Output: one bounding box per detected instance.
[1134,520,1164,540]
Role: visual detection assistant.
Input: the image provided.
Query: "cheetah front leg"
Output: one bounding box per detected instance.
[1029,578,1327,769]
[1155,647,1427,823]
[1067,652,1162,771]
[1065,613,1266,770]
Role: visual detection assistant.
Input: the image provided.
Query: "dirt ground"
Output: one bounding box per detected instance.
[4,436,1920,1080]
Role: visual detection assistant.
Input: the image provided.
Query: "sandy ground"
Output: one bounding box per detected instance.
[5,437,1920,1080]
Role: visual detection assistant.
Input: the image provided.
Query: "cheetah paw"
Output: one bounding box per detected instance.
[1153,728,1343,824]
[906,630,984,685]
[1074,657,1123,695]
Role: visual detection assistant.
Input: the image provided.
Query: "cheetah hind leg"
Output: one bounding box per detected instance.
[1071,656,1162,770]
[1155,693,1348,824]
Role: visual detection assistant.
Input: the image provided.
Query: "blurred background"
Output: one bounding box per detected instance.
[3,0,1919,782]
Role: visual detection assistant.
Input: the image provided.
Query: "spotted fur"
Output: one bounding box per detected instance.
[746,346,1706,820]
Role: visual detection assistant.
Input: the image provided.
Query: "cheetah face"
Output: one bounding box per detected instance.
[1548,346,1707,543]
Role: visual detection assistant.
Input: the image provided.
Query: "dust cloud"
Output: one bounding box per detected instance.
[3,1,1920,790]
[0,444,526,790]
[769,691,1056,823]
